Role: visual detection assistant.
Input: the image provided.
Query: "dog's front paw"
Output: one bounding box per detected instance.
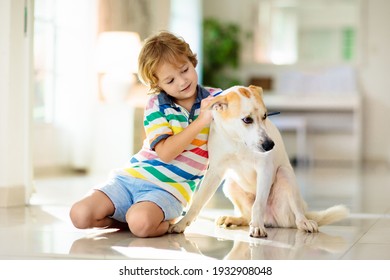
[168,219,191,234]
[249,224,268,238]
[296,219,319,233]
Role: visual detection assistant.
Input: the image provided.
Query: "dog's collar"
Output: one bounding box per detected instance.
[212,90,223,97]
[267,112,281,117]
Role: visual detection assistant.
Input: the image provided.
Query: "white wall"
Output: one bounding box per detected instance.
[0,0,34,206]
[359,0,390,164]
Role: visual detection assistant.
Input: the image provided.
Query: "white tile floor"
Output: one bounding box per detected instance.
[1,165,390,260]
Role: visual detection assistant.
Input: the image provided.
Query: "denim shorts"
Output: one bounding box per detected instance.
[96,175,184,223]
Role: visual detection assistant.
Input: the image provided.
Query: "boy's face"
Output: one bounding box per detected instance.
[156,58,198,103]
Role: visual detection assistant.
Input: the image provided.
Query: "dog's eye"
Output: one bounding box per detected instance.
[242,116,254,124]
[263,113,267,120]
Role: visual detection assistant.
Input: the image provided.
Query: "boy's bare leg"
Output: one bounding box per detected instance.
[126,201,169,238]
[70,190,118,229]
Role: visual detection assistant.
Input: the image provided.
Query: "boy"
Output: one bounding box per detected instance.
[70,31,219,237]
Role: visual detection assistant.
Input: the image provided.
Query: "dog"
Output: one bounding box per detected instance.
[168,85,349,238]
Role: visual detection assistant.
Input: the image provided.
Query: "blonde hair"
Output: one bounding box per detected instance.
[138,31,198,94]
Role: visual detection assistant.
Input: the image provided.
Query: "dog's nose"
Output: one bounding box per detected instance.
[262,139,275,152]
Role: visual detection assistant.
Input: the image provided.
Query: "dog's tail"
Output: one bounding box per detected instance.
[305,205,349,226]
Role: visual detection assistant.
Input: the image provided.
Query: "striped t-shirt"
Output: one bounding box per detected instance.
[119,85,219,206]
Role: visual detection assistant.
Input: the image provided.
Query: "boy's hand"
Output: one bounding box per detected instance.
[196,95,214,126]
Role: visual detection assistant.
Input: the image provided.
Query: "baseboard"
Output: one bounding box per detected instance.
[33,166,87,178]
[0,185,25,207]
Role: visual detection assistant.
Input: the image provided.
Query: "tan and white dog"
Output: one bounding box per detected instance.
[169,85,349,238]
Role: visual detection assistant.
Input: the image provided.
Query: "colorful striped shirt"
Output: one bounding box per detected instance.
[118,85,219,206]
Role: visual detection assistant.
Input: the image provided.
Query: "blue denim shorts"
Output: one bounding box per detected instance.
[96,175,183,223]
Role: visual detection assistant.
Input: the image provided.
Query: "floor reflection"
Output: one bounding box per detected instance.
[69,228,233,259]
[68,223,347,260]
[222,227,348,260]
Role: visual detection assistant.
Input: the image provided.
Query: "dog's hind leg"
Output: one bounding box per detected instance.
[275,166,318,233]
[216,178,254,228]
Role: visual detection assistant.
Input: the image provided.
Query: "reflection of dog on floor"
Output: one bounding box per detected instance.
[169,85,349,238]
[222,227,348,260]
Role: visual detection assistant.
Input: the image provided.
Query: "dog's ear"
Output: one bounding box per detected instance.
[249,85,263,96]
[208,95,228,111]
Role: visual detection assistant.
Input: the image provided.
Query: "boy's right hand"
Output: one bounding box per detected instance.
[196,95,215,126]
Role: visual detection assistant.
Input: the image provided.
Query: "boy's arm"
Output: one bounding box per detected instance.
[154,96,214,162]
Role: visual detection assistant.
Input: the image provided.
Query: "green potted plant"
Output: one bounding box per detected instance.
[202,18,242,89]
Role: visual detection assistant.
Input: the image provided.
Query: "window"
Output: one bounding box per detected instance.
[254,0,359,65]
[33,0,56,122]
[254,0,298,65]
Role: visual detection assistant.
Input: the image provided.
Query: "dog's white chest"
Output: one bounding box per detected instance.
[224,155,258,193]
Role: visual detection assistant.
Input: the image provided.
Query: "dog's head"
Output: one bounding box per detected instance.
[209,85,275,153]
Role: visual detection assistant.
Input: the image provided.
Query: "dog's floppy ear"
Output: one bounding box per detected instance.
[209,95,228,111]
[249,85,263,96]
